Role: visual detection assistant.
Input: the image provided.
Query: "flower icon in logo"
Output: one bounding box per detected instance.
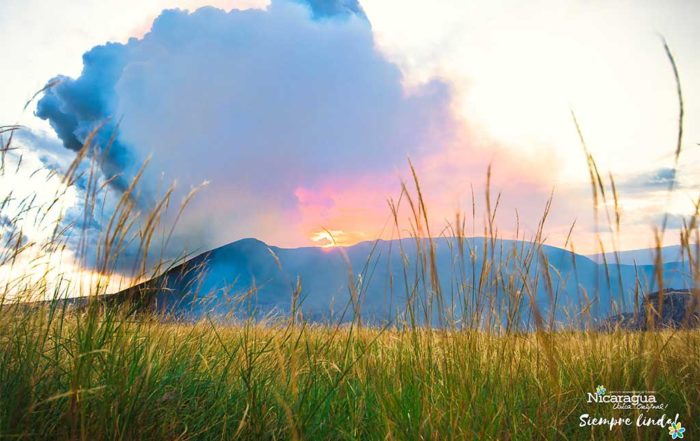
[595,385,606,396]
[668,422,685,439]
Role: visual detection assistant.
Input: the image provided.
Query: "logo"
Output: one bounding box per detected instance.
[586,386,660,410]
[669,422,686,439]
[595,385,606,396]
[578,385,686,437]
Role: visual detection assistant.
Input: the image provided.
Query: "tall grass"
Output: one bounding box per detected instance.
[1,309,698,440]
[0,43,698,439]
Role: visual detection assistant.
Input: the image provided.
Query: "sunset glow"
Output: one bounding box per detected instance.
[309,229,368,248]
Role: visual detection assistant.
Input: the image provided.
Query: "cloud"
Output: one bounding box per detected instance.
[641,212,687,230]
[35,47,139,195]
[619,167,677,193]
[293,0,365,19]
[34,0,460,255]
[0,214,25,250]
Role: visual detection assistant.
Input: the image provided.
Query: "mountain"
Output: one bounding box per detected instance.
[111,237,694,328]
[587,245,696,265]
[599,289,699,330]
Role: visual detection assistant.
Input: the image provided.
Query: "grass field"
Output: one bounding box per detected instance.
[1,304,698,440]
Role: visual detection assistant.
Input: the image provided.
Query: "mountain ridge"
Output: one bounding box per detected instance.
[105,236,692,328]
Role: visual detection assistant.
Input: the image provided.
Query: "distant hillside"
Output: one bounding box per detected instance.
[587,245,697,265]
[599,289,699,330]
[109,237,693,328]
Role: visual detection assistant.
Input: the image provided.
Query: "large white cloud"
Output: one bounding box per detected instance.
[36,0,457,254]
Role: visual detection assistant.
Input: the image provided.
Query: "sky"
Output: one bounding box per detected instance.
[1,0,699,288]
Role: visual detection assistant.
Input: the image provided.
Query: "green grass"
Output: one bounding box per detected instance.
[1,40,698,440]
[0,304,698,440]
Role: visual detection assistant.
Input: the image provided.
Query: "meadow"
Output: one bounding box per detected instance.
[0,305,698,440]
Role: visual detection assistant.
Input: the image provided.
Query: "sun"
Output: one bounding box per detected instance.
[310,230,345,248]
[309,229,369,248]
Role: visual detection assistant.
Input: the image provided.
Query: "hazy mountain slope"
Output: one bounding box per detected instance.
[121,238,692,327]
[587,245,696,265]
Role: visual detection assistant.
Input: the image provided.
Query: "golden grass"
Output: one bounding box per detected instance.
[1,306,698,439]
